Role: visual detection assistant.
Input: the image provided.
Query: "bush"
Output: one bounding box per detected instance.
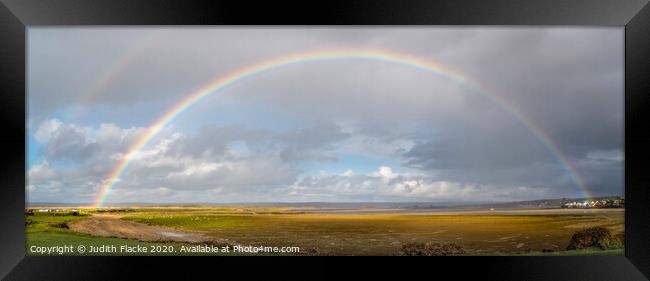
[49,222,69,229]
[305,248,320,256]
[400,242,466,256]
[566,227,621,250]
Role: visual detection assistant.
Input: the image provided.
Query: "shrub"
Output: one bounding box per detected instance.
[566,227,621,250]
[49,222,69,229]
[401,242,466,256]
[617,233,625,246]
[305,248,320,256]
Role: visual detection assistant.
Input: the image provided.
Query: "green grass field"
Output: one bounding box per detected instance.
[26,208,625,256]
[26,212,248,256]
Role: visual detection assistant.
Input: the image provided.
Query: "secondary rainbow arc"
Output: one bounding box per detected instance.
[93,48,590,207]
[81,30,162,104]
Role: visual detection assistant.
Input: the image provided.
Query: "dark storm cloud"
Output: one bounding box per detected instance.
[165,122,349,161]
[440,29,624,157]
[277,123,350,162]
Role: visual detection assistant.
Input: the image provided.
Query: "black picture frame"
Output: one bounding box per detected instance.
[1,0,649,280]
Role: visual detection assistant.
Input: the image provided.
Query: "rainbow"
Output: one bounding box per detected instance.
[93,48,590,207]
[81,30,162,104]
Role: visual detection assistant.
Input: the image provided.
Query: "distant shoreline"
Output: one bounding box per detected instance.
[26,206,624,216]
[26,196,625,211]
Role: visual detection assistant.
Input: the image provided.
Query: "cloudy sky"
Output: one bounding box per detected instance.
[27,27,623,203]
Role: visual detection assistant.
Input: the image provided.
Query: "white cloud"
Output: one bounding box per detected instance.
[28,161,55,181]
[33,118,151,164]
[34,119,63,143]
[28,119,306,202]
[286,166,550,202]
[27,118,575,203]
[374,166,397,182]
[586,149,623,162]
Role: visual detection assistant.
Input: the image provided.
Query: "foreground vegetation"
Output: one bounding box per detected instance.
[26,208,624,256]
[26,212,245,256]
[122,209,624,255]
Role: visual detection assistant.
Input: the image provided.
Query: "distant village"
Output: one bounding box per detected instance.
[25,208,84,216]
[560,197,624,209]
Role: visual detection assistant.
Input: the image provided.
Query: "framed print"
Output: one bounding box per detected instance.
[0,0,649,280]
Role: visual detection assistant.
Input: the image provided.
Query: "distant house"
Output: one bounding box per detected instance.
[561,197,624,209]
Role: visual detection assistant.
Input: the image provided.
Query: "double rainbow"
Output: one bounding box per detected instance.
[93,48,589,207]
[81,30,162,104]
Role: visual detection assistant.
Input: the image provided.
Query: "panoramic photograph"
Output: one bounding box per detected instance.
[26,27,624,256]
